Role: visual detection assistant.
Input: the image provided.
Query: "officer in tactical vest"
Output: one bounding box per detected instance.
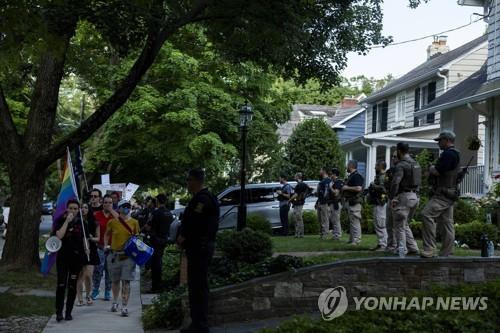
[316,167,331,239]
[369,160,388,251]
[390,142,421,257]
[342,160,364,245]
[384,153,397,252]
[421,130,461,258]
[328,168,344,241]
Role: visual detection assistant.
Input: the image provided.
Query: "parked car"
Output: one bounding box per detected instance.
[2,206,53,239]
[42,201,54,215]
[168,181,318,242]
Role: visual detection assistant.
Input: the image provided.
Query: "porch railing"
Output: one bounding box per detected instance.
[459,165,485,198]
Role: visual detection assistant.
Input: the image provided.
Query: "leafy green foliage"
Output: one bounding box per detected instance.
[142,286,186,330]
[216,228,273,264]
[415,149,436,197]
[409,219,423,239]
[455,221,499,249]
[281,119,344,181]
[290,210,320,235]
[247,214,272,235]
[454,199,484,225]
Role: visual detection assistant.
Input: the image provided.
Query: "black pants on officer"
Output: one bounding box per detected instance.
[279,204,290,236]
[186,242,214,332]
[151,246,165,291]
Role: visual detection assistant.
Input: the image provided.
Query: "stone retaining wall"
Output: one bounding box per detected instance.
[208,257,500,325]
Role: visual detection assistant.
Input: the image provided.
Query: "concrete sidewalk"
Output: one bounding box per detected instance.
[43,267,143,333]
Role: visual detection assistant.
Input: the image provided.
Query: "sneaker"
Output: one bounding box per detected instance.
[104,291,111,301]
[371,245,386,251]
[420,250,435,258]
[111,303,119,312]
[90,289,99,300]
[121,308,129,317]
[407,249,420,255]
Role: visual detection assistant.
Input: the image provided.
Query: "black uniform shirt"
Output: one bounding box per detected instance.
[293,181,309,206]
[435,147,460,174]
[149,206,174,248]
[347,171,364,187]
[180,188,220,248]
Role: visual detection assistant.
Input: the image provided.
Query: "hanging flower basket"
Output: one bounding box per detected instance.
[466,135,482,151]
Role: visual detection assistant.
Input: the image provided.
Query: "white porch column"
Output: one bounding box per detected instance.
[385,145,391,169]
[364,145,376,185]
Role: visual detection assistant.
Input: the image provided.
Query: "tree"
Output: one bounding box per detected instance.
[0,1,400,269]
[282,119,344,180]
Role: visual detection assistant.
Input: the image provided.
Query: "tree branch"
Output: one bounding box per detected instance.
[0,85,22,160]
[40,0,209,169]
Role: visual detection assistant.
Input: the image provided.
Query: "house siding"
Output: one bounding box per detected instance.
[487,0,500,82]
[448,45,488,87]
[335,111,366,144]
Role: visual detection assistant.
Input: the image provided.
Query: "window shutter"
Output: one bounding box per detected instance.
[372,105,378,132]
[381,100,388,131]
[414,88,420,110]
[426,112,435,124]
[428,82,436,103]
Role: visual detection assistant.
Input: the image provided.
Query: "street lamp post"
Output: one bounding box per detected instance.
[237,101,253,231]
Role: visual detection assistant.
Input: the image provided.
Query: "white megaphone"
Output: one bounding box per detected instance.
[45,236,62,253]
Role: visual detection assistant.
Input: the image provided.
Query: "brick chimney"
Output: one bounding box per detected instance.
[341,97,358,108]
[427,35,450,60]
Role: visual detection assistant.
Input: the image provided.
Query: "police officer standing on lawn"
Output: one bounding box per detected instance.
[390,142,421,257]
[328,168,344,241]
[177,168,220,333]
[421,130,460,258]
[368,160,388,251]
[342,160,364,245]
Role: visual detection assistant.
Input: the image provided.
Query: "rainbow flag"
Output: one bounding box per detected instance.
[41,148,79,275]
[53,149,79,223]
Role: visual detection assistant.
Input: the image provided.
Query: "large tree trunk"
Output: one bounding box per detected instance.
[1,165,45,269]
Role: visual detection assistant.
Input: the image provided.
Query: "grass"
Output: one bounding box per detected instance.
[0,293,54,318]
[0,266,56,291]
[272,234,482,257]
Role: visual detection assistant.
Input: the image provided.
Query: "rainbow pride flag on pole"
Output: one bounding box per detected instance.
[41,148,79,275]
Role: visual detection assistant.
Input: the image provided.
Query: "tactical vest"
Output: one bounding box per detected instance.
[435,148,461,190]
[343,171,363,204]
[397,157,421,192]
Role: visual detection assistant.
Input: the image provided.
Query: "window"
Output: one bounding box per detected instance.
[395,92,406,122]
[248,188,275,204]
[414,81,437,126]
[371,100,388,132]
[219,190,240,206]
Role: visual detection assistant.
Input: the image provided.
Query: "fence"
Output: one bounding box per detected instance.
[459,165,485,198]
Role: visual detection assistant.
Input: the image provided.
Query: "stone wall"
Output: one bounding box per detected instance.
[208,257,500,325]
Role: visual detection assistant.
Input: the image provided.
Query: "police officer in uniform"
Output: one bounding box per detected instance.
[421,131,460,258]
[328,168,344,240]
[177,169,220,333]
[390,143,420,257]
[368,160,388,251]
[316,167,331,239]
[342,160,364,245]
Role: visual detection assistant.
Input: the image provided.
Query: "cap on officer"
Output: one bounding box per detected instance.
[433,130,456,142]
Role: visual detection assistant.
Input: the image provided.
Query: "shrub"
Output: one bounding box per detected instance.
[455,221,499,249]
[454,199,483,225]
[247,213,272,235]
[409,220,423,239]
[216,228,273,263]
[142,286,186,330]
[340,202,374,234]
[161,245,181,291]
[266,255,305,274]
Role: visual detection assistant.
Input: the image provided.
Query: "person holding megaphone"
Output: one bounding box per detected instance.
[53,199,88,322]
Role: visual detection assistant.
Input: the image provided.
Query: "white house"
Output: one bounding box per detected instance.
[414,0,500,195]
[343,35,488,184]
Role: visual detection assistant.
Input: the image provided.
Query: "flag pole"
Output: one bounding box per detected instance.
[67,147,90,261]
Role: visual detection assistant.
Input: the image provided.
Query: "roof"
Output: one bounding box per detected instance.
[291,104,337,117]
[329,106,365,128]
[361,34,488,104]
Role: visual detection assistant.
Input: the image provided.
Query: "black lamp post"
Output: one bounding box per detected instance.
[237,101,253,231]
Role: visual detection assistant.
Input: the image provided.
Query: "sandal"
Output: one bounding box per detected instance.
[76,300,84,307]
[86,296,93,306]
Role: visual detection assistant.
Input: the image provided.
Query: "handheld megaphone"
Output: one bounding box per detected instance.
[45,236,62,253]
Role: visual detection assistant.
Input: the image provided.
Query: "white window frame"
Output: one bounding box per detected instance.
[395,92,406,122]
[494,108,500,171]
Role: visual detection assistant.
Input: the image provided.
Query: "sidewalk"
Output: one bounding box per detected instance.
[43,267,143,333]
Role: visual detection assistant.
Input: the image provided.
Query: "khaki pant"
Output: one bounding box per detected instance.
[318,204,330,238]
[328,203,342,240]
[347,203,362,243]
[392,192,419,254]
[422,195,455,256]
[386,204,396,250]
[293,205,304,237]
[373,204,388,247]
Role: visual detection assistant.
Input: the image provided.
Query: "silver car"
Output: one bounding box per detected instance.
[168,181,318,241]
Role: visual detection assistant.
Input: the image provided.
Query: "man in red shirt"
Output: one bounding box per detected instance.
[91,194,118,300]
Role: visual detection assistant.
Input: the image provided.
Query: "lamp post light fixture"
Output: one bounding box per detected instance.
[237,101,253,231]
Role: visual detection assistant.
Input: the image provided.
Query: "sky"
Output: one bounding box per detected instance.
[342,0,487,79]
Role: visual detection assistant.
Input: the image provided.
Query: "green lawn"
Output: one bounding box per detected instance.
[0,293,54,318]
[0,266,56,291]
[272,234,482,257]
